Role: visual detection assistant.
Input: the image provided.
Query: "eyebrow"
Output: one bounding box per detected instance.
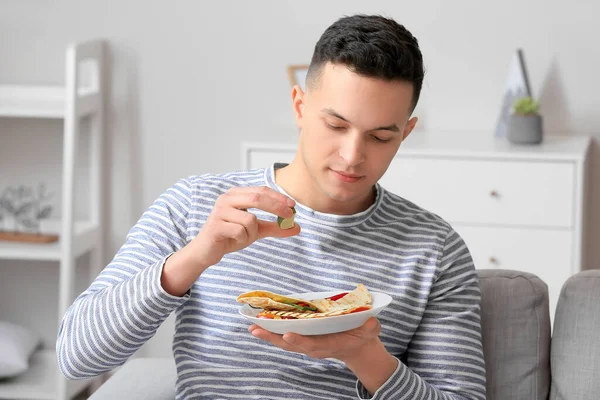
[321,108,401,133]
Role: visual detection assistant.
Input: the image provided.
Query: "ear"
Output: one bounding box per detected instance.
[291,85,306,129]
[402,116,418,141]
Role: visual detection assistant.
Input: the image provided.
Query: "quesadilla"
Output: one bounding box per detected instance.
[236,290,323,312]
[310,283,371,313]
[255,305,372,320]
[237,284,373,319]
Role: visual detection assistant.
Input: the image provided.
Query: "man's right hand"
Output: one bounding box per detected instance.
[161,186,300,296]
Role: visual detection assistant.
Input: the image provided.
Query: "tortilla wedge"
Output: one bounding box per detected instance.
[256,305,373,320]
[236,290,323,312]
[237,284,373,315]
[311,283,372,313]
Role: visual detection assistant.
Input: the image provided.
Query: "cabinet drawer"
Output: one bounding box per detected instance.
[454,224,573,320]
[381,157,574,228]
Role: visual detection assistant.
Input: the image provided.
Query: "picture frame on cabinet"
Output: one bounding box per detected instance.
[287,64,309,92]
[495,48,532,138]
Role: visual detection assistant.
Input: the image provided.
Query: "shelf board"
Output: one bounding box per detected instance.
[0,349,92,400]
[0,85,65,119]
[0,221,100,261]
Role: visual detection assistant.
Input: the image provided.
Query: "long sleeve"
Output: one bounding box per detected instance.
[356,229,486,399]
[56,178,194,379]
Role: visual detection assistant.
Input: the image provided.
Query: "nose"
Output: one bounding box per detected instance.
[338,134,365,167]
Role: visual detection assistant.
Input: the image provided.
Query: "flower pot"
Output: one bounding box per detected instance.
[507,114,543,145]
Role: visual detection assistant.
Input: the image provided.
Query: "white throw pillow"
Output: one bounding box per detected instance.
[0,321,41,378]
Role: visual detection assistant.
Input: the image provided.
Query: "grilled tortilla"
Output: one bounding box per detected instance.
[236,291,323,312]
[237,284,373,315]
[256,305,372,320]
[311,283,371,313]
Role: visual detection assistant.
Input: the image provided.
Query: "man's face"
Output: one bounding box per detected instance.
[292,62,418,208]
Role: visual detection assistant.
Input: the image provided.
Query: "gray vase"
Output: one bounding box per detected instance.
[507,114,543,145]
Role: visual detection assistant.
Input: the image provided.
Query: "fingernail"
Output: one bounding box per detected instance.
[250,328,262,337]
[286,198,295,207]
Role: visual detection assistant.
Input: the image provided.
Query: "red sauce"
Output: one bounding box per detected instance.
[348,306,371,313]
[327,292,349,301]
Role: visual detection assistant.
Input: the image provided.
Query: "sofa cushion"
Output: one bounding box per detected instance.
[0,320,41,378]
[550,269,600,400]
[477,269,551,400]
[89,357,176,400]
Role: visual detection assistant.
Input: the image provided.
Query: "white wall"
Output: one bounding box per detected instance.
[0,0,598,356]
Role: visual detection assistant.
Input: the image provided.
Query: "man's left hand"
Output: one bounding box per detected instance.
[248,317,382,363]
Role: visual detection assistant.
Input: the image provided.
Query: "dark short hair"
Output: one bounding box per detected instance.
[307,14,424,112]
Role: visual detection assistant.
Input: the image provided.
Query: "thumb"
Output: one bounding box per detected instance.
[358,317,380,335]
[257,220,301,239]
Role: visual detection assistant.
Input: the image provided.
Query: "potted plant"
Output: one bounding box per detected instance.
[0,184,56,243]
[507,96,543,144]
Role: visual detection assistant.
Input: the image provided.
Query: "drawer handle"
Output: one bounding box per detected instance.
[489,190,500,198]
[489,257,499,264]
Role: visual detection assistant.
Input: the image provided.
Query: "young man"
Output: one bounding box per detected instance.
[57,14,486,400]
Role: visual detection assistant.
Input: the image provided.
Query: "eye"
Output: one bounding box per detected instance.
[373,136,392,143]
[326,122,345,131]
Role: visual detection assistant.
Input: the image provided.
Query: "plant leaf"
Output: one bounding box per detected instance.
[0,199,15,214]
[2,187,17,200]
[36,206,53,219]
[38,183,53,201]
[15,202,33,216]
[20,219,38,229]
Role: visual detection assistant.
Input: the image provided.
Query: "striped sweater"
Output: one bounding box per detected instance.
[57,164,486,399]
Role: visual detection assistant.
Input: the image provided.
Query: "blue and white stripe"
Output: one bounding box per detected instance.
[57,164,486,399]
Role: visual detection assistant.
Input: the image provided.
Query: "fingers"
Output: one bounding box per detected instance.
[367,317,381,332]
[257,220,301,240]
[280,332,340,359]
[347,317,381,338]
[218,207,258,242]
[281,331,334,354]
[195,187,298,263]
[228,186,295,207]
[281,317,380,353]
[222,186,295,218]
[217,187,300,240]
[249,327,304,354]
[215,202,300,241]
[359,317,380,333]
[250,318,381,360]
[217,221,249,243]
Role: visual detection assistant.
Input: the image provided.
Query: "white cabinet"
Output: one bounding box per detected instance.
[452,225,572,318]
[383,158,575,228]
[242,132,591,322]
[0,40,106,400]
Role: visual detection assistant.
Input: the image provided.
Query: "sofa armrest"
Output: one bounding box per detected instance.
[477,269,551,400]
[550,269,600,400]
[88,358,176,400]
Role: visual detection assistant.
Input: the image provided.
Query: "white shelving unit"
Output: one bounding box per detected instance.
[0,40,106,400]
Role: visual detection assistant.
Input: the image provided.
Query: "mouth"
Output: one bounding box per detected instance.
[330,169,364,183]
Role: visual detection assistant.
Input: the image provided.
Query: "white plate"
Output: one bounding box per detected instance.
[239,290,393,336]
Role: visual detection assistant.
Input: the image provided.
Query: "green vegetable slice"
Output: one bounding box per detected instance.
[277,207,296,230]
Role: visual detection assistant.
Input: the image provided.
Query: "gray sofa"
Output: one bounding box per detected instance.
[89,269,600,400]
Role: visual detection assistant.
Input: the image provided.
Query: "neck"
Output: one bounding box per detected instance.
[274,159,376,215]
